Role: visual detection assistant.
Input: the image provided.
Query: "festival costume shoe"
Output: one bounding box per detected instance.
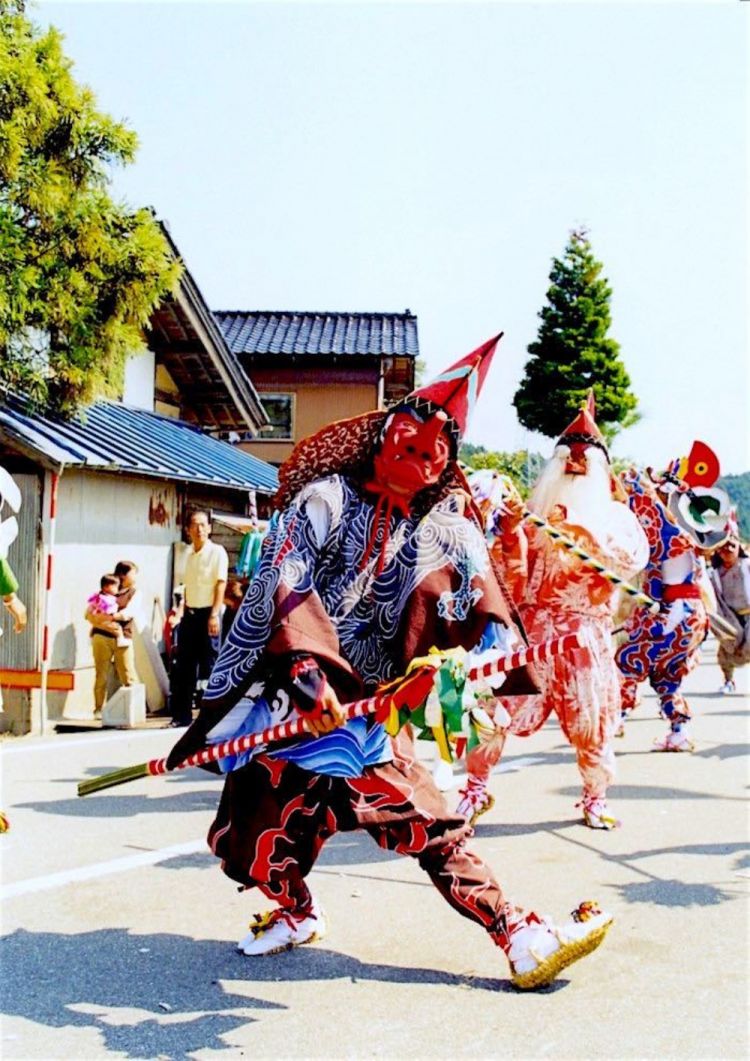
[719,680,736,695]
[506,902,614,991]
[614,717,626,739]
[432,757,456,792]
[653,729,695,753]
[455,776,495,825]
[580,796,620,830]
[237,901,327,957]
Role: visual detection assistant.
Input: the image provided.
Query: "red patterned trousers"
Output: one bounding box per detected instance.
[208,731,516,948]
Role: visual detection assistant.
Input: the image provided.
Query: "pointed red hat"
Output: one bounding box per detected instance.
[399,333,502,449]
[556,390,609,460]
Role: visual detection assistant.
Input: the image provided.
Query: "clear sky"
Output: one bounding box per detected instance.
[37,1,749,472]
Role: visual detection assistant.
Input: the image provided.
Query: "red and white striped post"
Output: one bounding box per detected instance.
[39,471,60,735]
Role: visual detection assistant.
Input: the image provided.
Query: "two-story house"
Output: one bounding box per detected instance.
[215,310,419,466]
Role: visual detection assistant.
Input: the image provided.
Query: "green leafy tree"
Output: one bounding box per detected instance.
[718,472,750,541]
[514,227,639,443]
[458,443,545,497]
[0,0,180,413]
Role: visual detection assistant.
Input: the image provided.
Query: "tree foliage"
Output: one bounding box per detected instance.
[719,472,750,541]
[514,227,639,442]
[0,0,181,413]
[458,442,544,498]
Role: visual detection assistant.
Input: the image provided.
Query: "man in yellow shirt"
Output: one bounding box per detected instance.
[170,510,228,727]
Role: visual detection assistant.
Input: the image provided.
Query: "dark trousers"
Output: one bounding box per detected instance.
[170,607,220,725]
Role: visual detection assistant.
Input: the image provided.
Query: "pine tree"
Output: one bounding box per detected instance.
[514,227,639,441]
[0,0,181,414]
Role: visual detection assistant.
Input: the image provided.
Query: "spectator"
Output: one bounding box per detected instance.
[710,534,750,693]
[1,557,27,635]
[162,586,184,674]
[85,560,141,714]
[169,510,228,727]
[221,578,246,642]
[87,573,129,647]
[1,555,25,831]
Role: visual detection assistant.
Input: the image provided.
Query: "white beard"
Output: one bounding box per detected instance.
[529,445,614,545]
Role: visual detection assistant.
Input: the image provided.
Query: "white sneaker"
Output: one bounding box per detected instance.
[719,680,736,695]
[580,796,620,830]
[455,776,495,825]
[507,902,614,990]
[653,729,694,753]
[237,901,327,956]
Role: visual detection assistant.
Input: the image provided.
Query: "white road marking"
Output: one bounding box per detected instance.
[1,838,207,900]
[1,728,175,755]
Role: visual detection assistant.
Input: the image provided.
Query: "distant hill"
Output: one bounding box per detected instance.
[718,472,750,539]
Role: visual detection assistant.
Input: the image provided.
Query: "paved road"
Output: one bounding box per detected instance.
[1,642,748,1059]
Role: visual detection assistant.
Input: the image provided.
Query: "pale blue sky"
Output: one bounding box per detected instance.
[38,1,749,472]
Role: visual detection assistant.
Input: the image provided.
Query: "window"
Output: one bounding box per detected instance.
[260,393,294,440]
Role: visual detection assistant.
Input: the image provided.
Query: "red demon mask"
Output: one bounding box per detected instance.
[371,409,452,499]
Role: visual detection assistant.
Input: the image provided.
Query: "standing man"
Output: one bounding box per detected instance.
[170,510,228,727]
[85,560,141,714]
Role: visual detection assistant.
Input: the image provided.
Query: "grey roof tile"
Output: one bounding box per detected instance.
[215,311,419,358]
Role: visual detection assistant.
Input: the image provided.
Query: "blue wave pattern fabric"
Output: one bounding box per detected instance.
[201,474,493,776]
[268,717,390,778]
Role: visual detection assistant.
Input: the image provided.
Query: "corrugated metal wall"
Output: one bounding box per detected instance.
[2,473,41,669]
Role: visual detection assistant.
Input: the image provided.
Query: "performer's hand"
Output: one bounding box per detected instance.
[3,593,27,633]
[208,613,221,638]
[307,685,346,736]
[501,479,525,526]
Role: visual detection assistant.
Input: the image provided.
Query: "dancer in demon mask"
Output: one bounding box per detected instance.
[167,339,613,990]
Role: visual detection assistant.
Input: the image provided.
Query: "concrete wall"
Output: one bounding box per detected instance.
[50,471,178,721]
[1,470,179,730]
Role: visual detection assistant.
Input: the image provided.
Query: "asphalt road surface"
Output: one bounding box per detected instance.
[1,640,747,1060]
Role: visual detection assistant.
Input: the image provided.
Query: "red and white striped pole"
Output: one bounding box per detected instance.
[39,471,60,736]
[144,630,586,778]
[78,631,583,796]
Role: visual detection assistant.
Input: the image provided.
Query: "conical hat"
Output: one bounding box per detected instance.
[401,333,502,446]
[276,334,503,507]
[556,390,609,458]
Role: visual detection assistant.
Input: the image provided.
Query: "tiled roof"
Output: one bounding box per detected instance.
[216,311,419,357]
[0,394,279,494]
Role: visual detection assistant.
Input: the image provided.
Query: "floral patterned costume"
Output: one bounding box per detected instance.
[502,513,647,800]
[615,473,708,729]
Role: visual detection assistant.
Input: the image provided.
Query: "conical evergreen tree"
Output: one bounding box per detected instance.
[514,228,639,441]
[0,0,181,414]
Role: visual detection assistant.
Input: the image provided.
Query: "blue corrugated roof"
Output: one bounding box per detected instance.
[0,396,279,494]
[216,311,419,357]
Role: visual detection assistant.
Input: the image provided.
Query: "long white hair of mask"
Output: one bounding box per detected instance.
[529,444,613,544]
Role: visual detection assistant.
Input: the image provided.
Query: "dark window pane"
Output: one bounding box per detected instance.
[261,394,293,439]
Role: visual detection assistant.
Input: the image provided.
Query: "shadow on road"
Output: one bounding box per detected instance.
[15,788,221,819]
[692,742,750,761]
[615,879,736,907]
[0,927,547,1057]
[556,783,747,802]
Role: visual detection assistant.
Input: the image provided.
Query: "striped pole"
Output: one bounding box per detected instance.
[77,630,581,797]
[39,471,60,736]
[466,628,584,683]
[522,509,660,613]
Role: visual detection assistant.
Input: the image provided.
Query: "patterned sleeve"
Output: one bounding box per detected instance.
[0,558,19,598]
